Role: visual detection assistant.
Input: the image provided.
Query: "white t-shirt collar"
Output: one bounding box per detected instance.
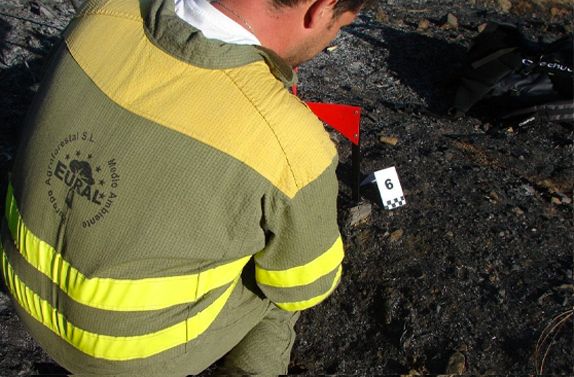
[174,0,261,46]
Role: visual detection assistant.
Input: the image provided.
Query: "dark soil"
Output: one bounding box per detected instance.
[1,1,572,375]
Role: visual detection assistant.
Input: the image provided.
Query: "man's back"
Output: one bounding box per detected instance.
[1,0,344,374]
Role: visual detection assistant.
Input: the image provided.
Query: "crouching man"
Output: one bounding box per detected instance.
[1,0,367,374]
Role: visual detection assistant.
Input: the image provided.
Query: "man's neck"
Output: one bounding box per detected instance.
[174,0,261,45]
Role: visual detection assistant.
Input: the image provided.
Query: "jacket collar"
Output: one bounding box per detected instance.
[144,0,297,87]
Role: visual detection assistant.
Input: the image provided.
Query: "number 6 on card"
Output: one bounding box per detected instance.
[374,167,406,210]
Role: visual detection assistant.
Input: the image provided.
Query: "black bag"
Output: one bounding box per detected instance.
[452,22,573,127]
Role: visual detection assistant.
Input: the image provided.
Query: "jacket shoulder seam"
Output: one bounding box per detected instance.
[221,68,301,192]
[78,0,142,22]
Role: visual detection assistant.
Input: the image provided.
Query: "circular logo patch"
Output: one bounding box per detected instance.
[44,132,120,228]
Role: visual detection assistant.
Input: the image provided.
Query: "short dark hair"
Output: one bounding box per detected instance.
[272,0,369,17]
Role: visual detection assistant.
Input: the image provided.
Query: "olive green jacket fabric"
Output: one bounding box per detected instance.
[1,0,343,373]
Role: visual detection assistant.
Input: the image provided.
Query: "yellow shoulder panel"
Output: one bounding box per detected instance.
[65,1,336,198]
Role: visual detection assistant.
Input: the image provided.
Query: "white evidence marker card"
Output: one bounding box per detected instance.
[373,167,406,210]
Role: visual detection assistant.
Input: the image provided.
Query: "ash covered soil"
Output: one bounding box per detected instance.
[0,0,572,375]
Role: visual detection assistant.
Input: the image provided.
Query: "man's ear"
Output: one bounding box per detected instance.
[304,0,337,29]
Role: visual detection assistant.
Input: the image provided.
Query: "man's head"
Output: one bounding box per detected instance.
[271,0,367,18]
[213,0,369,67]
[267,0,368,66]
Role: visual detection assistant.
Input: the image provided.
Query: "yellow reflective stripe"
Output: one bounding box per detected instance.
[1,248,238,361]
[275,265,342,311]
[5,184,250,311]
[255,236,344,288]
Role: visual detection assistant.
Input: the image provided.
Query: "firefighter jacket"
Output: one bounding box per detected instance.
[0,0,344,373]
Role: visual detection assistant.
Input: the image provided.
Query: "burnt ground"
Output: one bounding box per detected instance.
[0,0,573,376]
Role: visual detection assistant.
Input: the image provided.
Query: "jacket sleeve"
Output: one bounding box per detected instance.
[254,160,343,311]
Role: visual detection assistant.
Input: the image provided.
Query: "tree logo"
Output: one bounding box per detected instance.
[64,159,95,209]
[45,132,120,228]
